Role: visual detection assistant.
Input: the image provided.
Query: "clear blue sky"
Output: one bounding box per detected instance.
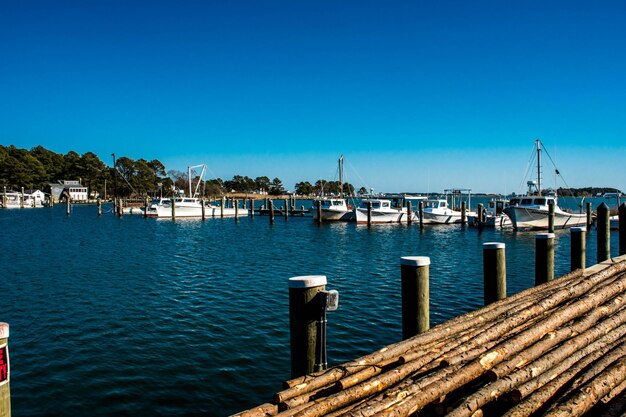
[2,1,625,193]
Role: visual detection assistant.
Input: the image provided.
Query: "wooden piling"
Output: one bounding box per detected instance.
[483,242,506,305]
[477,203,484,226]
[407,201,412,225]
[2,187,6,209]
[400,256,430,338]
[535,233,555,285]
[617,203,626,255]
[20,187,24,209]
[249,198,255,219]
[284,198,289,219]
[0,323,9,417]
[144,197,149,218]
[269,200,274,224]
[570,226,586,271]
[367,201,372,227]
[113,197,117,215]
[288,275,327,378]
[548,200,555,233]
[461,201,466,225]
[597,202,610,263]
[235,199,239,220]
[201,199,206,220]
[316,200,322,224]
[586,201,592,229]
[171,197,176,220]
[66,198,71,216]
[97,198,102,216]
[221,197,225,218]
[418,200,424,229]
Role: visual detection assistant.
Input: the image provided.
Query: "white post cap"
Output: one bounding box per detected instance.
[400,256,431,267]
[536,233,556,239]
[483,242,505,250]
[571,227,586,232]
[289,275,327,289]
[0,323,8,338]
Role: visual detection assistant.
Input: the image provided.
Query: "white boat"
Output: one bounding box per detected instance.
[422,199,475,224]
[504,140,587,230]
[610,215,619,230]
[311,155,353,222]
[122,206,145,215]
[470,198,511,228]
[311,198,354,221]
[354,199,415,224]
[1,192,22,209]
[148,197,248,218]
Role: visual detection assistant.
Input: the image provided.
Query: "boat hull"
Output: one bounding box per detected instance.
[505,206,586,230]
[422,211,476,224]
[154,205,248,218]
[354,208,415,224]
[311,208,354,221]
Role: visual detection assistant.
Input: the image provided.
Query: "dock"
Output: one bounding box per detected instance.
[234,255,626,417]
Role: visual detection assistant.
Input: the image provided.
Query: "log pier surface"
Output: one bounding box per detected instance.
[234,255,626,417]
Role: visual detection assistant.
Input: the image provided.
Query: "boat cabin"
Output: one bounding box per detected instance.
[508,196,556,209]
[320,199,347,208]
[425,200,448,210]
[360,199,391,209]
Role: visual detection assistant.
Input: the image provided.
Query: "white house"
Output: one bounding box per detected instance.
[46,180,89,202]
[24,189,46,207]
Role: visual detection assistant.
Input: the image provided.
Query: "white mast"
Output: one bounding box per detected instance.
[338,155,344,198]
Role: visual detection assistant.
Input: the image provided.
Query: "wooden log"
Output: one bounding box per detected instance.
[445,299,626,417]
[504,339,622,416]
[378,268,626,417]
[230,402,278,417]
[542,357,626,417]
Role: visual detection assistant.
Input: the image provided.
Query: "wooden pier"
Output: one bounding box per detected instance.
[234,255,626,417]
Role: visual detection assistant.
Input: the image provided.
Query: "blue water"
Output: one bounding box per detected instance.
[0,198,621,416]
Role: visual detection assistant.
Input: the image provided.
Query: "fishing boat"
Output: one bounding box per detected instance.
[504,140,586,230]
[421,189,476,224]
[311,155,353,221]
[1,191,22,209]
[354,199,415,224]
[152,164,212,218]
[470,198,511,228]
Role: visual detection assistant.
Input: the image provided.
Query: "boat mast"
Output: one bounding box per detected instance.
[188,166,192,197]
[338,155,344,199]
[536,139,542,195]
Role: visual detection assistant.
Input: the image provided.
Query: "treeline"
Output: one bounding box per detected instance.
[0,145,360,198]
[557,187,622,197]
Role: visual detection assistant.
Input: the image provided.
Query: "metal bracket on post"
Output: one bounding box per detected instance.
[315,290,339,372]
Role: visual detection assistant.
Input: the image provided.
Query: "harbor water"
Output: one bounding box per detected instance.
[0,198,621,416]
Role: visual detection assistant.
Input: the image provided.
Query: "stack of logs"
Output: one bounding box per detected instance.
[235,257,626,417]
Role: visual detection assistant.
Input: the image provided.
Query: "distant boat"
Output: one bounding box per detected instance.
[311,155,353,222]
[354,199,414,224]
[421,189,475,224]
[469,198,511,228]
[504,140,586,230]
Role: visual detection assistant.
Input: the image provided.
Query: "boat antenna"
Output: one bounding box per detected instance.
[536,139,542,195]
[338,154,344,199]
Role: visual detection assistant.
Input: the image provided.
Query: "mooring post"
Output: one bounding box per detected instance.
[367,201,372,227]
[586,201,592,229]
[548,200,555,232]
[220,197,225,218]
[418,200,424,229]
[400,256,430,338]
[2,186,6,209]
[20,187,24,209]
[201,199,206,221]
[235,199,239,220]
[571,226,586,271]
[460,201,466,225]
[316,200,322,224]
[269,200,274,224]
[406,201,412,225]
[535,233,555,285]
[0,322,10,417]
[618,202,626,256]
[483,242,506,305]
[597,202,610,262]
[477,203,484,226]
[288,275,327,378]
[113,197,117,216]
[171,196,176,220]
[97,198,102,216]
[66,197,71,216]
[284,198,289,219]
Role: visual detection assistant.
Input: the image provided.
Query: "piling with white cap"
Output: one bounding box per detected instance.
[400,256,430,338]
[483,242,506,305]
[269,200,275,225]
[597,203,610,263]
[0,322,10,417]
[548,200,555,232]
[288,275,327,377]
[535,233,555,285]
[571,227,586,271]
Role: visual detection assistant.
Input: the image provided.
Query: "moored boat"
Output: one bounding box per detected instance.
[311,155,353,222]
[354,199,414,224]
